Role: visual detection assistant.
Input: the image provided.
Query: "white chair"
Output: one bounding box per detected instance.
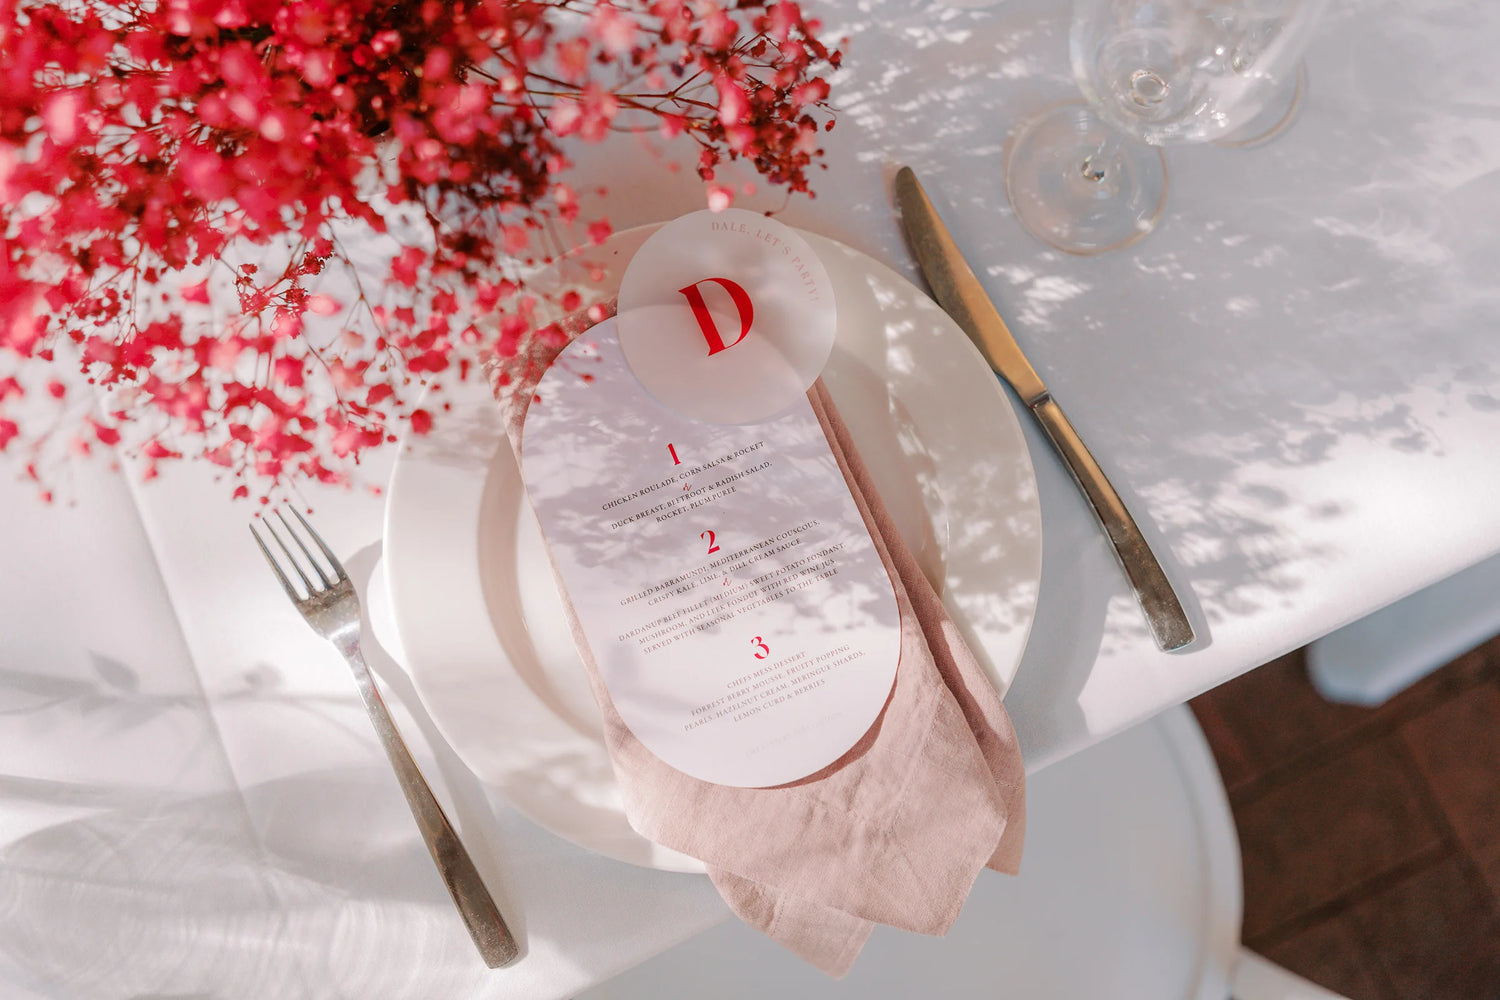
[580,705,1349,1000]
[1308,554,1500,706]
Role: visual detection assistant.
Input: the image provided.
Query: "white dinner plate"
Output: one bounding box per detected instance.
[382,226,1043,873]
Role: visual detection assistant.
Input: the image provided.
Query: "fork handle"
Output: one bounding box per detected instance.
[346,645,521,968]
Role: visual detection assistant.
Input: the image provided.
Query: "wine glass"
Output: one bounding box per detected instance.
[1004,0,1327,254]
[1214,60,1306,148]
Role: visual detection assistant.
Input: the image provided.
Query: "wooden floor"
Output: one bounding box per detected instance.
[1189,637,1500,999]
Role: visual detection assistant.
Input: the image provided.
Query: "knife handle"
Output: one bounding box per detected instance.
[1030,396,1196,651]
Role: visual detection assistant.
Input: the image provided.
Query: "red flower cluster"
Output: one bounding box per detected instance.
[0,0,839,497]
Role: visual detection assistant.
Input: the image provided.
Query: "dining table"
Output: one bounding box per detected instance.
[6,0,1500,996]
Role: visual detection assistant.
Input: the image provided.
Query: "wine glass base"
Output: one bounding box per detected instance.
[1214,62,1307,149]
[1003,103,1167,256]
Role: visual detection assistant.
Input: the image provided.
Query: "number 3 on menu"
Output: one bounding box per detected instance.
[751,636,770,660]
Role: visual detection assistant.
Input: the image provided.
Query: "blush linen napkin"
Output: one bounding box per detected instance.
[491,308,1026,976]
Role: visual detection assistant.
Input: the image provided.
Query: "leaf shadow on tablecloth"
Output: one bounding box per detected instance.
[0,768,500,1000]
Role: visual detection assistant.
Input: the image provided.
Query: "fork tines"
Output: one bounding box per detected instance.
[250,506,345,602]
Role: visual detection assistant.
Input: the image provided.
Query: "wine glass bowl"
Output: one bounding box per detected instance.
[1006,0,1327,254]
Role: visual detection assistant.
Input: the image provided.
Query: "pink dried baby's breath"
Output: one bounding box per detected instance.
[0,0,841,500]
[706,185,734,212]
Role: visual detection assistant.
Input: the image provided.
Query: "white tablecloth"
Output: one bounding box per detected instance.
[6,0,1500,995]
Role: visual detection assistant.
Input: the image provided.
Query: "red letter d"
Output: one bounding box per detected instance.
[678,277,754,357]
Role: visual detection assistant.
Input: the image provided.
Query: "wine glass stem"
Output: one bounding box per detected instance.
[1003,103,1167,254]
[1080,132,1121,183]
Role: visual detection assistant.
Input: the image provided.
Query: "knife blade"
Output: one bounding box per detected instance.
[894,165,1195,652]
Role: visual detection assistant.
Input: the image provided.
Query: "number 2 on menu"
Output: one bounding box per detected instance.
[701,530,720,555]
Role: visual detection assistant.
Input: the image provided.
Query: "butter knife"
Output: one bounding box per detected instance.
[894,166,1195,652]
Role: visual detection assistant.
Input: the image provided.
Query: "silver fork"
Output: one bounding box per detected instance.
[251,507,519,969]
